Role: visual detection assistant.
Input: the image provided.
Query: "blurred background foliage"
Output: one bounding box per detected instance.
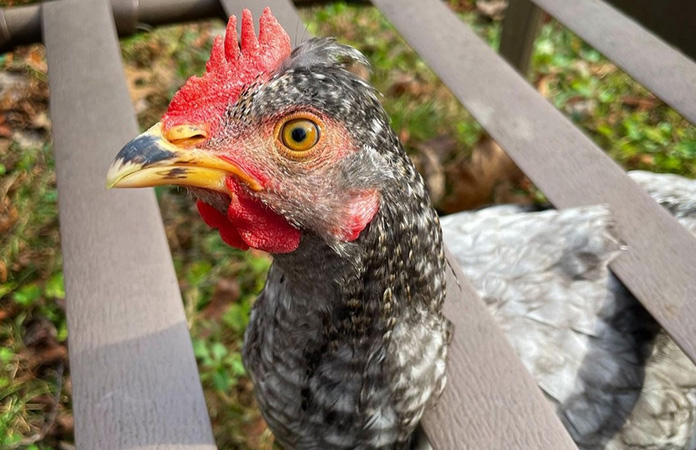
[1,0,695,448]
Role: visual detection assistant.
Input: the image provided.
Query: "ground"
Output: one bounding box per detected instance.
[1,1,695,449]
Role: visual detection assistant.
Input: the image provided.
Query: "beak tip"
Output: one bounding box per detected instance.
[105,161,125,190]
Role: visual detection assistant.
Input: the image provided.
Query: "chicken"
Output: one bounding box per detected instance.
[442,170,696,450]
[107,9,450,449]
[105,8,696,450]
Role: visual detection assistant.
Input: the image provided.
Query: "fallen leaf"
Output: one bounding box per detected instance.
[29,345,68,370]
[388,74,424,97]
[124,67,158,104]
[412,136,455,205]
[0,199,19,234]
[346,61,371,82]
[0,260,7,283]
[27,47,48,73]
[476,0,507,20]
[244,414,274,450]
[0,115,12,138]
[0,301,19,321]
[398,128,410,147]
[31,111,51,132]
[55,413,74,437]
[23,317,68,371]
[441,137,528,213]
[590,63,618,77]
[202,278,241,321]
[622,95,658,111]
[536,74,553,98]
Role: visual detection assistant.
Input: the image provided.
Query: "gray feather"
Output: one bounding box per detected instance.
[442,171,696,450]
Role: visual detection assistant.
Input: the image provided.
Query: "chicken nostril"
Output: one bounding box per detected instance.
[163,124,209,147]
[168,134,207,147]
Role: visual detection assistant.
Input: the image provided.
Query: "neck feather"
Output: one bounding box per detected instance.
[272,175,447,335]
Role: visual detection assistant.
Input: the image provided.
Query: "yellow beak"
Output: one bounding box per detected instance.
[106,122,261,193]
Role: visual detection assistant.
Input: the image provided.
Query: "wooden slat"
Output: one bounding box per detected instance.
[531,0,696,126]
[433,250,578,449]
[499,0,542,74]
[43,1,216,448]
[218,1,576,448]
[373,0,696,363]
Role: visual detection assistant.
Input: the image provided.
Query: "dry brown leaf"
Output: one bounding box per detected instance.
[27,47,48,73]
[441,137,528,213]
[55,413,74,437]
[31,111,51,132]
[0,260,7,283]
[622,95,658,111]
[202,278,241,321]
[124,67,158,104]
[388,74,425,97]
[347,61,371,82]
[22,318,68,372]
[243,414,274,450]
[0,199,19,234]
[411,136,456,205]
[536,74,553,98]
[0,116,12,138]
[0,138,10,155]
[28,346,68,371]
[476,0,507,20]
[590,63,618,77]
[0,301,19,321]
[398,128,410,147]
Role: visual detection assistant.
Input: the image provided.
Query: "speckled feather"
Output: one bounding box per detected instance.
[442,171,696,450]
[229,38,452,449]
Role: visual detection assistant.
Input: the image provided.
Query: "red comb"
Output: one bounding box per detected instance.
[162,8,291,133]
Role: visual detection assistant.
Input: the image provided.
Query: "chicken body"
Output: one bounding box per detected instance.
[245,217,449,449]
[241,44,451,449]
[442,171,696,449]
[107,11,451,446]
[107,9,696,448]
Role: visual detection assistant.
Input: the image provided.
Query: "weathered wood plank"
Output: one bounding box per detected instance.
[43,0,216,448]
[432,250,579,449]
[531,0,696,126]
[373,0,696,364]
[499,0,542,74]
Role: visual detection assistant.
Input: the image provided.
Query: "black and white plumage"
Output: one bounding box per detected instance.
[240,39,451,449]
[442,171,696,449]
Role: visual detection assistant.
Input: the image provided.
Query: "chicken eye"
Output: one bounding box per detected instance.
[281,119,320,152]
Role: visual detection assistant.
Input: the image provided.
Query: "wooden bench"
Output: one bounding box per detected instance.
[2,0,695,448]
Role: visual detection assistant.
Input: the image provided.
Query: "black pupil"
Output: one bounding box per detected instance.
[291,126,307,143]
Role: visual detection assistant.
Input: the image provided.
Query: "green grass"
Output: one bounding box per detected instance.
[529,22,696,176]
[1,2,696,448]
